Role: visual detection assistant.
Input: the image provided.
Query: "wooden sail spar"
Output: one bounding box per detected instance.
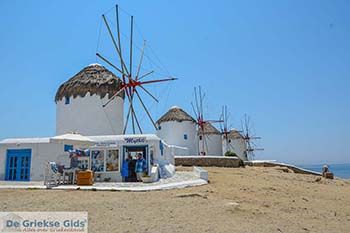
[96,5,177,134]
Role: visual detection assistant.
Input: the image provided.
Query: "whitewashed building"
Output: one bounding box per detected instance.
[222,129,248,161]
[198,122,223,156]
[0,134,177,182]
[55,64,124,136]
[0,64,180,182]
[156,106,198,156]
[0,135,94,181]
[87,134,176,182]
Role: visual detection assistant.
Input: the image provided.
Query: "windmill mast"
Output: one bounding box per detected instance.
[220,105,231,153]
[241,114,264,160]
[96,5,177,134]
[192,86,223,155]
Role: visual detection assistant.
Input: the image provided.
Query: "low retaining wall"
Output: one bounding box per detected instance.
[245,161,322,176]
[175,156,241,168]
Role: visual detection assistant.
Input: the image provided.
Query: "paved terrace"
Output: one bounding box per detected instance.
[0,172,207,192]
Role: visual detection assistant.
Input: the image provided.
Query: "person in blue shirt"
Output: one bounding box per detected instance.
[135,153,146,182]
[121,155,132,182]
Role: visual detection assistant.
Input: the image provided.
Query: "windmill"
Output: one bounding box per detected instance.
[191,86,222,155]
[96,5,177,134]
[220,105,231,140]
[219,106,247,160]
[240,114,264,160]
[220,105,235,153]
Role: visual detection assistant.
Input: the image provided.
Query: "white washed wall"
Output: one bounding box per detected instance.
[0,142,88,181]
[162,142,187,165]
[56,93,124,136]
[156,121,198,155]
[222,137,248,161]
[0,146,7,180]
[199,134,223,156]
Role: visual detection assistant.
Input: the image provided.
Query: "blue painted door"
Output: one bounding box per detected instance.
[5,149,31,181]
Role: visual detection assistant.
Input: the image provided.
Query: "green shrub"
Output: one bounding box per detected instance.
[225,151,245,167]
[225,151,238,157]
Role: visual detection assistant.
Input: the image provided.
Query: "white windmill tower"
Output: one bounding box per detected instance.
[191,86,223,156]
[55,64,125,136]
[156,106,198,155]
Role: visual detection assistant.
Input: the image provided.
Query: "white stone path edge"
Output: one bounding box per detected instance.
[0,170,208,192]
[54,179,208,192]
[0,179,207,192]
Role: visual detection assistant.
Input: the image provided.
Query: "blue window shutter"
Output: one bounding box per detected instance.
[6,149,32,181]
[159,141,164,156]
[64,145,73,152]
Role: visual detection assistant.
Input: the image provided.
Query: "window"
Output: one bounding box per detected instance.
[65,96,70,105]
[150,147,154,165]
[77,157,89,170]
[91,149,119,172]
[106,150,119,171]
[159,141,164,156]
[6,149,31,181]
[91,150,105,172]
[199,135,203,140]
[184,134,188,140]
[64,145,73,152]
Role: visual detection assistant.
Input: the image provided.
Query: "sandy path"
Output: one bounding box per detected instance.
[0,166,349,233]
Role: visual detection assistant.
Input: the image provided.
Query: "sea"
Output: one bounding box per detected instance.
[298,164,350,179]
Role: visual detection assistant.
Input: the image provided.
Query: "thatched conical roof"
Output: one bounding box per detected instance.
[228,129,244,139]
[198,122,221,135]
[156,106,196,124]
[55,64,125,102]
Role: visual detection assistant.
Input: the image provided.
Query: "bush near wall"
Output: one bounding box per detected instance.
[224,151,238,157]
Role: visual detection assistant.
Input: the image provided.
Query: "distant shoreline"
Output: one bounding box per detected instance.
[297,163,350,179]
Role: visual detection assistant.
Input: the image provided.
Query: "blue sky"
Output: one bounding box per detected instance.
[0,0,349,164]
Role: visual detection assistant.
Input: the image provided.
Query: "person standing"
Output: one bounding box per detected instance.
[135,153,146,182]
[121,155,131,182]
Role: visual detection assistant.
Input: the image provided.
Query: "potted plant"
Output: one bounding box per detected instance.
[141,175,153,183]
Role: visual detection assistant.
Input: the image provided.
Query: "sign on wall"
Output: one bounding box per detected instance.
[124,137,146,144]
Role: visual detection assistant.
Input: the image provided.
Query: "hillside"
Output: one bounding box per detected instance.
[0,166,349,233]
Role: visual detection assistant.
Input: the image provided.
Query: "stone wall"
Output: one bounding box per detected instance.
[175,156,241,167]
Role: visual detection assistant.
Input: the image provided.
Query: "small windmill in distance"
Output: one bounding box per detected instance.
[240,114,264,160]
[220,106,249,161]
[220,105,232,150]
[191,86,223,155]
[96,5,177,134]
[220,105,234,154]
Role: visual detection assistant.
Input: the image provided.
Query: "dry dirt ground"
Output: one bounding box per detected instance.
[0,166,350,233]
